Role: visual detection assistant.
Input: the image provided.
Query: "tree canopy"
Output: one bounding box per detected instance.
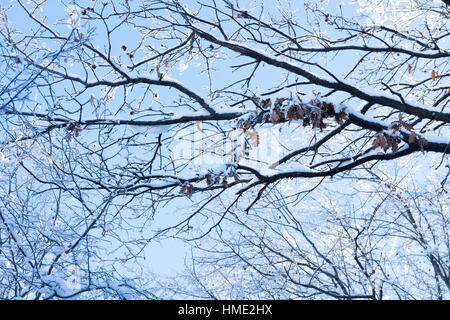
[0,0,449,299]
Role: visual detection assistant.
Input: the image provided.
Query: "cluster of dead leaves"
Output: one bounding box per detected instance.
[237,94,347,133]
[65,122,82,141]
[392,113,428,152]
[372,132,402,153]
[234,94,348,161]
[206,173,228,188]
[247,129,260,147]
[180,173,242,197]
[205,172,241,188]
[407,132,428,152]
[373,113,428,153]
[179,182,194,198]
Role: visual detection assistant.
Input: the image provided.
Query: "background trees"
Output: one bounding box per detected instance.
[165,167,449,299]
[0,0,448,299]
